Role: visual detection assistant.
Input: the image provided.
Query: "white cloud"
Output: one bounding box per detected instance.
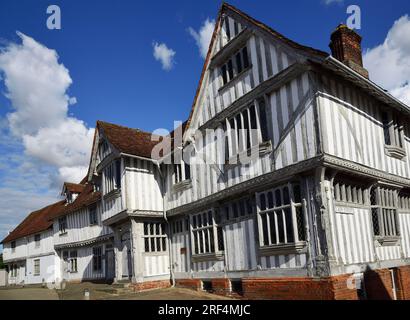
[152,42,176,71]
[0,32,94,184]
[363,15,410,105]
[188,18,215,59]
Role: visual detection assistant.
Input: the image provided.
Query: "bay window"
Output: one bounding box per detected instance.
[257,183,306,250]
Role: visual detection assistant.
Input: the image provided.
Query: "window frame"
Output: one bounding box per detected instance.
[220,46,251,87]
[68,250,78,273]
[11,241,16,253]
[224,99,270,162]
[33,259,40,276]
[143,222,167,253]
[34,234,41,248]
[190,209,224,258]
[103,159,122,195]
[58,216,67,235]
[381,110,406,159]
[256,182,307,253]
[371,186,401,243]
[89,204,98,226]
[92,246,103,272]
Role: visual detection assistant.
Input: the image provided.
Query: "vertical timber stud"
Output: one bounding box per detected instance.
[131,219,144,283]
[113,228,122,282]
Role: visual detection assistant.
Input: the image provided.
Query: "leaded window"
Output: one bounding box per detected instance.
[371,187,400,237]
[143,222,167,252]
[257,183,306,247]
[191,210,224,255]
[92,247,102,272]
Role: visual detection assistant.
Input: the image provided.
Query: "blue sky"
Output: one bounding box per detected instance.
[0,0,409,245]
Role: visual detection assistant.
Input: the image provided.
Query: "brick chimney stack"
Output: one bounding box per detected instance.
[329,24,369,79]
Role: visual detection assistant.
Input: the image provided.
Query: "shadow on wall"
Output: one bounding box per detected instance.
[363,265,394,300]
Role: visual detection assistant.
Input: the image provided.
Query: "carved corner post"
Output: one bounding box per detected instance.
[311,166,340,277]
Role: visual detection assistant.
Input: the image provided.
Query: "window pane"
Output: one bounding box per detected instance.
[283,187,290,205]
[242,47,249,69]
[260,193,266,211]
[236,52,243,74]
[227,60,234,81]
[221,65,228,85]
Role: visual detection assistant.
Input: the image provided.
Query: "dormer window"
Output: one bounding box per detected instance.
[220,46,250,86]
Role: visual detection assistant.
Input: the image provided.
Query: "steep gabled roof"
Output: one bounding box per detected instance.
[1,200,66,244]
[51,183,101,220]
[184,2,328,137]
[97,121,161,159]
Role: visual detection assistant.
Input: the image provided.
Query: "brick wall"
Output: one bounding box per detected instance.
[396,266,410,300]
[364,269,394,300]
[242,275,358,300]
[131,279,171,292]
[211,278,231,296]
[175,279,202,291]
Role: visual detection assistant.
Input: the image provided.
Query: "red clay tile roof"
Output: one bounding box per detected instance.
[1,200,66,244]
[63,182,85,194]
[97,121,162,159]
[51,184,101,220]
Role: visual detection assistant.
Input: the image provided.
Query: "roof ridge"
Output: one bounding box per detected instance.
[97,120,154,136]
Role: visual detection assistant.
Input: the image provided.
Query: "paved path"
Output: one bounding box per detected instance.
[0,287,59,300]
[0,284,233,300]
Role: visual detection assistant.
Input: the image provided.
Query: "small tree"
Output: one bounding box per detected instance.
[0,254,4,269]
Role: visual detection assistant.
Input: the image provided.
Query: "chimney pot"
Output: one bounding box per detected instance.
[329,24,369,78]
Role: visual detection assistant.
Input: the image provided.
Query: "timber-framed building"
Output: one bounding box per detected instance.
[2,3,410,299]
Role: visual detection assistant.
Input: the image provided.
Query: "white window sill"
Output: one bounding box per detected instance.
[384,145,406,160]
[375,236,401,246]
[259,241,307,256]
[172,179,192,193]
[218,65,252,93]
[191,252,224,263]
[59,232,67,237]
[103,188,121,200]
[224,140,272,169]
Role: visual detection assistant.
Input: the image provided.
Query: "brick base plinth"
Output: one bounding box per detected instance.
[131,279,171,292]
[174,267,410,300]
[175,279,202,291]
[211,278,231,296]
[242,275,358,300]
[397,266,410,300]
